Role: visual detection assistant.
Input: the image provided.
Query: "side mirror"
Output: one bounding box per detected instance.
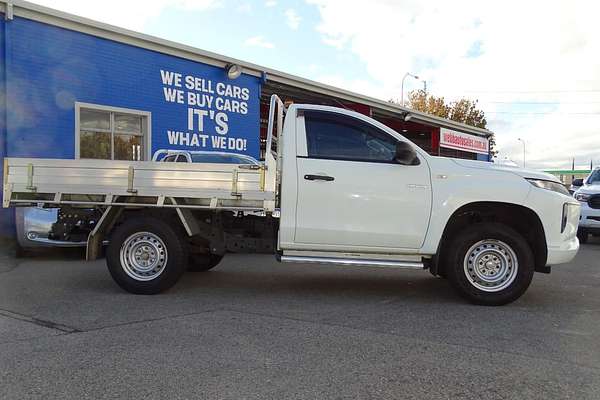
[572,178,584,187]
[395,142,420,165]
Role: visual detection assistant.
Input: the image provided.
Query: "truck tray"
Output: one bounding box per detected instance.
[3,158,276,212]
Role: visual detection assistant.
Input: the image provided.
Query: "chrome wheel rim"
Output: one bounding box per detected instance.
[120,232,168,281]
[463,239,518,292]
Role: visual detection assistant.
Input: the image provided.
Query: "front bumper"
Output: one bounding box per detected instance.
[544,201,580,265]
[525,188,580,266]
[578,201,600,232]
[547,235,579,265]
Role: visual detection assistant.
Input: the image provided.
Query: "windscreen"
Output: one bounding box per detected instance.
[190,154,254,164]
[587,169,600,184]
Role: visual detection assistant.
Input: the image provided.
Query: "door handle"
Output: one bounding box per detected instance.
[304,174,335,181]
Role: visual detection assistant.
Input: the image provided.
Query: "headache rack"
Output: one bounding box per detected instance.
[3,94,286,214]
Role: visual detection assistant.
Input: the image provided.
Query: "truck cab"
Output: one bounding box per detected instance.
[278,105,431,253]
[277,103,579,265]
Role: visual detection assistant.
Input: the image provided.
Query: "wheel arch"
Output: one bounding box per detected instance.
[86,207,192,261]
[431,201,547,276]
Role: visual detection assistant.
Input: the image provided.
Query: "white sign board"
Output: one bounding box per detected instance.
[440,128,489,155]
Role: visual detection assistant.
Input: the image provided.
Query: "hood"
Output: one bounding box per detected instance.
[577,183,600,194]
[450,159,559,182]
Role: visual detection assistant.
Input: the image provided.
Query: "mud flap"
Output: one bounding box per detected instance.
[86,206,123,261]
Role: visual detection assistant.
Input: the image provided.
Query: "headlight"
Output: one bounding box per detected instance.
[575,193,591,202]
[526,179,570,196]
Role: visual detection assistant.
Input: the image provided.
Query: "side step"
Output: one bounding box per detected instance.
[279,255,424,269]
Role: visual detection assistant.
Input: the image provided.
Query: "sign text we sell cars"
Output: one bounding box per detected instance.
[160,69,252,153]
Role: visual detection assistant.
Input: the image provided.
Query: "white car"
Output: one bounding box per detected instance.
[152,149,259,165]
[573,167,600,244]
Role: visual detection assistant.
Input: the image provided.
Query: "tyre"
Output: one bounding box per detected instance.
[106,216,188,294]
[577,229,588,244]
[188,254,224,272]
[445,222,534,306]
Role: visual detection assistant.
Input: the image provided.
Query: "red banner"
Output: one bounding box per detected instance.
[440,128,489,155]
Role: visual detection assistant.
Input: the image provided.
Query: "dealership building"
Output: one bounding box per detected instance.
[0,0,493,238]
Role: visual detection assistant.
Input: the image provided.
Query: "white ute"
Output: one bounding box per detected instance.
[2,95,581,305]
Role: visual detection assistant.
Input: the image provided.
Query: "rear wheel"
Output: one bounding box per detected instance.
[106,217,187,294]
[445,223,534,306]
[577,229,589,244]
[188,254,224,272]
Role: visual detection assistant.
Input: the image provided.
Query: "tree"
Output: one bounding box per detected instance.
[401,90,496,157]
[404,90,450,120]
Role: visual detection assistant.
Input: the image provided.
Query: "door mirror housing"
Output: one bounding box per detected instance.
[571,178,584,187]
[395,142,420,165]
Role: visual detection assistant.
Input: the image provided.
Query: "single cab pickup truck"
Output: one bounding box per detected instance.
[3,95,581,305]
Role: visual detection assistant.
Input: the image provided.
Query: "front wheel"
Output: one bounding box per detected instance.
[106,217,188,294]
[445,223,534,306]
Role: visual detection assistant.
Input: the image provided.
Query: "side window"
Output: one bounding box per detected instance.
[175,155,188,163]
[304,111,398,163]
[163,155,176,162]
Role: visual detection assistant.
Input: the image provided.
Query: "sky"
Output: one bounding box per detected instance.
[29,0,600,170]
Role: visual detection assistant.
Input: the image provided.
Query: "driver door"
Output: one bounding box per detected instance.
[294,110,432,250]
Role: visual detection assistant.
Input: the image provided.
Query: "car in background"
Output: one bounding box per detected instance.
[573,167,600,244]
[152,149,259,165]
[570,178,584,194]
[16,150,261,249]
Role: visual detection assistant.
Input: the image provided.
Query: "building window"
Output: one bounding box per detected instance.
[76,103,151,161]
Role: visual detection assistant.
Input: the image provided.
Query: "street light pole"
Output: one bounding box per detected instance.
[517,138,526,168]
[401,72,419,106]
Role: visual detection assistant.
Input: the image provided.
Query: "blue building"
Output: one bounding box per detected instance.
[0,0,493,239]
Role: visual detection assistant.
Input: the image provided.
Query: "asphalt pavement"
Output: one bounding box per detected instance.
[1,238,600,399]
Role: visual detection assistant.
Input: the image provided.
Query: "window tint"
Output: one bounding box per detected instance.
[304,111,397,162]
[192,154,231,164]
[190,154,255,164]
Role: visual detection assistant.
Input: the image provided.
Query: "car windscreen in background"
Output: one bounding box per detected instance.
[190,154,253,164]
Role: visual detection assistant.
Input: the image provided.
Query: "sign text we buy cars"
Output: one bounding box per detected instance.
[159,69,259,157]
